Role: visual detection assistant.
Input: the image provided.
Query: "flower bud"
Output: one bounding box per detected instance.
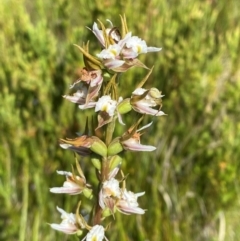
[149,87,162,98]
[90,137,107,157]
[108,138,124,156]
[117,98,132,114]
[82,188,93,199]
[102,207,115,218]
[109,155,122,170]
[76,230,83,236]
[91,156,101,170]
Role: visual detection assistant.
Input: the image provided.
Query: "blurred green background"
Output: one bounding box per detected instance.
[1,0,240,240]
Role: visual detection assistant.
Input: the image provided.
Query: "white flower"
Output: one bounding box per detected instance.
[82,225,107,241]
[102,178,121,198]
[50,207,79,234]
[50,170,88,195]
[90,70,104,87]
[63,85,97,109]
[97,44,122,60]
[89,22,106,47]
[122,36,162,59]
[99,178,121,209]
[63,86,88,104]
[96,44,125,69]
[117,190,145,215]
[101,58,126,70]
[126,36,148,53]
[132,88,146,95]
[96,33,132,70]
[131,87,165,116]
[121,122,156,152]
[88,21,120,47]
[95,95,117,117]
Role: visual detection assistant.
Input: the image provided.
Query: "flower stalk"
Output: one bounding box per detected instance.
[49,15,165,240]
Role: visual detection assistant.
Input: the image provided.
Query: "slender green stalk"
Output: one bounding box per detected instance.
[32,210,40,241]
[19,153,29,241]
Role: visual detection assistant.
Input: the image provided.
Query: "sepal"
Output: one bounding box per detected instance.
[82,188,93,199]
[90,137,107,157]
[109,155,122,170]
[74,43,103,70]
[108,138,124,156]
[102,207,115,218]
[91,157,101,170]
[117,98,132,114]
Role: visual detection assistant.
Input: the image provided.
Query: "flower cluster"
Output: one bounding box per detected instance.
[99,168,145,216]
[49,15,165,241]
[89,21,161,72]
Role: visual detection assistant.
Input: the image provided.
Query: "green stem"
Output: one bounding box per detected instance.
[105,116,116,146]
[93,157,109,225]
[93,73,120,225]
[19,151,29,241]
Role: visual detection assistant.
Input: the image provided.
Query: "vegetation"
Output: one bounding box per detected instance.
[0,0,240,240]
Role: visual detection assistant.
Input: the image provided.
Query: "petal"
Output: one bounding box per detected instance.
[123,141,156,152]
[50,187,82,195]
[78,102,96,110]
[132,87,146,95]
[104,59,125,69]
[85,225,105,241]
[134,191,145,198]
[121,48,138,59]
[99,189,105,209]
[50,223,78,234]
[137,122,153,132]
[117,111,125,125]
[118,32,132,48]
[63,94,85,104]
[117,204,145,215]
[90,71,103,87]
[97,44,122,59]
[88,22,105,47]
[60,144,91,156]
[147,46,162,52]
[133,104,166,116]
[56,170,73,176]
[108,167,120,179]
